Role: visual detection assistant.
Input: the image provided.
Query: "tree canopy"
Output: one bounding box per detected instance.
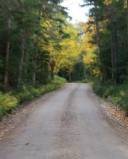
[0,0,84,90]
[82,0,128,84]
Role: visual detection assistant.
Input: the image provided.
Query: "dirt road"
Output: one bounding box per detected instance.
[0,83,128,159]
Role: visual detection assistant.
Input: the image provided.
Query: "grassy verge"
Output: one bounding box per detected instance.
[0,76,66,119]
[93,80,128,114]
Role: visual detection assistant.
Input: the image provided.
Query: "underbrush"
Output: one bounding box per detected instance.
[0,76,66,119]
[93,80,128,114]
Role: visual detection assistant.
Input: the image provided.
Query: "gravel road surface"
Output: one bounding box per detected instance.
[0,83,128,159]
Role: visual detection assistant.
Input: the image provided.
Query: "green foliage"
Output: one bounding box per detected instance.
[82,0,128,113]
[15,76,66,102]
[0,0,68,90]
[0,76,66,119]
[0,92,18,118]
[0,0,85,119]
[93,81,128,112]
[82,0,128,83]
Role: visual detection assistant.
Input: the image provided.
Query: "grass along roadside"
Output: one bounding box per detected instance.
[0,76,66,120]
[93,80,128,116]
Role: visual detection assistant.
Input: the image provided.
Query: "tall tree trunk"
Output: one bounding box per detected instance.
[32,71,36,86]
[18,32,25,87]
[50,59,55,80]
[93,0,103,79]
[32,57,37,86]
[68,70,72,82]
[111,21,118,84]
[4,18,11,91]
[126,0,128,46]
[94,0,100,52]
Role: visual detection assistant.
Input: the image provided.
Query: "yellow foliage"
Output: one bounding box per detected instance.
[104,0,112,5]
[84,54,95,65]
[92,69,101,76]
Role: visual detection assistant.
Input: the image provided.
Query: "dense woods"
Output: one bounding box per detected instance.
[82,0,128,113]
[0,0,85,90]
[0,0,67,90]
[0,1,128,157]
[0,0,128,117]
[82,0,128,83]
[0,0,85,118]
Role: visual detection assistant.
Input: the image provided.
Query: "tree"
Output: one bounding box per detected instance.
[82,0,128,83]
[0,0,68,90]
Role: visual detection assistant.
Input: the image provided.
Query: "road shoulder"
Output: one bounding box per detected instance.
[99,98,128,143]
[0,86,65,141]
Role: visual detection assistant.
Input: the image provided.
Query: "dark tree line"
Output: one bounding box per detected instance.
[0,0,68,91]
[83,0,128,84]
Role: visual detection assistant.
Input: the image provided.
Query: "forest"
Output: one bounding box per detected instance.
[0,0,85,118]
[0,0,128,118]
[82,0,128,114]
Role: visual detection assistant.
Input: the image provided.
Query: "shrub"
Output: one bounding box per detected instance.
[16,86,34,103]
[0,76,66,119]
[0,92,18,118]
[93,81,128,113]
